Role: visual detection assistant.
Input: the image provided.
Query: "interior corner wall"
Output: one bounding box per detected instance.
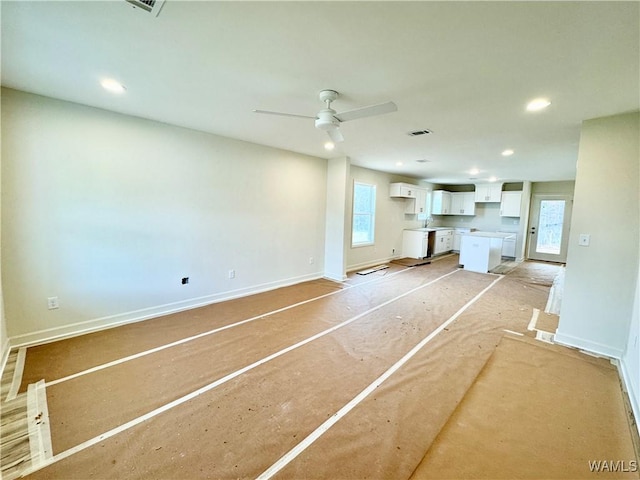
[621,265,640,430]
[515,181,531,261]
[346,166,426,271]
[1,88,328,345]
[556,112,639,358]
[324,157,350,281]
[0,98,8,370]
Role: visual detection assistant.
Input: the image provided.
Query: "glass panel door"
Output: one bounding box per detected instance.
[527,194,573,263]
[535,200,565,255]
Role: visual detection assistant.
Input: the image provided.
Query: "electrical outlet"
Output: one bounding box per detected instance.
[47,296,59,310]
[309,257,314,265]
[228,269,235,279]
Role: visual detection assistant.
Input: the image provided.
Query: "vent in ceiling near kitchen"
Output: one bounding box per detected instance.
[125,0,166,16]
[408,129,432,136]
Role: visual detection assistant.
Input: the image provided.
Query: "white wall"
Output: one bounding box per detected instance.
[556,112,639,359]
[531,180,575,196]
[0,97,8,367]
[346,166,428,271]
[1,88,328,345]
[324,157,350,281]
[621,266,640,427]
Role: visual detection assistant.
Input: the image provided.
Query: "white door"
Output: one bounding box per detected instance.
[527,194,572,262]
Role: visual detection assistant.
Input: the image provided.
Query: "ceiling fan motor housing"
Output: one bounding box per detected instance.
[315,109,340,131]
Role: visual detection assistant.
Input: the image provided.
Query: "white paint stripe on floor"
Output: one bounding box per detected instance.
[6,347,27,401]
[257,274,504,480]
[26,380,53,469]
[527,308,540,331]
[502,329,524,336]
[23,268,461,476]
[46,266,416,388]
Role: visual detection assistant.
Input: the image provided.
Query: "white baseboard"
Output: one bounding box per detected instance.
[619,357,640,436]
[554,331,638,436]
[347,256,399,274]
[553,331,624,359]
[9,272,323,349]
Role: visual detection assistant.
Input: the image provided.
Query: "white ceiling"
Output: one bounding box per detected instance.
[2,1,638,184]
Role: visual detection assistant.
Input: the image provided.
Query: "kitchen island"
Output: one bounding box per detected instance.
[459,231,516,273]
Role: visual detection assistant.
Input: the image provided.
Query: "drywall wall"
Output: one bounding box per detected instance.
[621,266,639,428]
[556,112,639,358]
[531,180,575,195]
[346,167,428,271]
[1,88,328,344]
[324,157,350,281]
[0,113,7,369]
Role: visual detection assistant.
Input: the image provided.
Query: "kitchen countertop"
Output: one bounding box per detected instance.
[405,227,452,232]
[461,231,516,239]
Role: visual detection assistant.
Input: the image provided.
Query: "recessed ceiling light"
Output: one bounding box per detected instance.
[488,176,498,182]
[502,149,514,157]
[101,78,126,94]
[324,141,335,151]
[395,161,403,166]
[526,98,551,111]
[469,168,480,175]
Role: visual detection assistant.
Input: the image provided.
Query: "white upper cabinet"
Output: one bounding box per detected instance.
[389,182,417,198]
[431,190,451,215]
[390,183,427,215]
[405,188,428,214]
[475,183,503,203]
[500,191,522,217]
[450,192,476,215]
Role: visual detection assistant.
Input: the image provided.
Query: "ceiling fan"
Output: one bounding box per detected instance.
[253,90,397,143]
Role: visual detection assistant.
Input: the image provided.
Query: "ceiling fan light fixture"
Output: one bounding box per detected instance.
[315,109,340,131]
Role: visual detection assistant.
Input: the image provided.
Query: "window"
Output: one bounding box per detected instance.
[352,181,376,246]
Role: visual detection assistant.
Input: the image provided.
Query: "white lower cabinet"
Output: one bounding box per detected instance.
[433,229,453,255]
[502,235,517,257]
[453,228,475,251]
[402,230,430,259]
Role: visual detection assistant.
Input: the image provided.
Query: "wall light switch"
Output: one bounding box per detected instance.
[578,234,591,246]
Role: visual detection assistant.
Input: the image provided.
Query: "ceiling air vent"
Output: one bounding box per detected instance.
[408,129,432,136]
[125,0,166,17]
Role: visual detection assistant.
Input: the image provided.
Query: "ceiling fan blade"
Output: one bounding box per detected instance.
[334,101,397,122]
[327,128,344,143]
[253,109,315,120]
